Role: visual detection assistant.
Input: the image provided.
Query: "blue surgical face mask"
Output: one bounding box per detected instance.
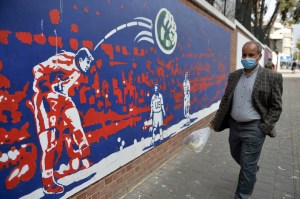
[241,56,259,69]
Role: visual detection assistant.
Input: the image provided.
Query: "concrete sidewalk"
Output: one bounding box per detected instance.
[122,70,300,199]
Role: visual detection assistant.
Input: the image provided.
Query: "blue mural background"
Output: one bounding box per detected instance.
[0,0,230,198]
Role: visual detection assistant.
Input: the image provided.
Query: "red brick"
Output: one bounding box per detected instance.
[126,164,133,172]
[104,176,112,185]
[96,180,104,190]
[76,191,87,199]
[91,191,101,199]
[86,184,100,196]
[104,190,112,199]
[116,176,124,185]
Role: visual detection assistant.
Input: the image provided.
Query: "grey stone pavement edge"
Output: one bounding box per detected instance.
[121,68,300,199]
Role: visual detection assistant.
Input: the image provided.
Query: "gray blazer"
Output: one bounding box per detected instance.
[211,66,283,137]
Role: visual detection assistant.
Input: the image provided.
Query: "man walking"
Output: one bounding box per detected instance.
[210,41,283,199]
[265,58,274,70]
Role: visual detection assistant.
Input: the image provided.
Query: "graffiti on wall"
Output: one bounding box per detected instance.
[0,0,230,198]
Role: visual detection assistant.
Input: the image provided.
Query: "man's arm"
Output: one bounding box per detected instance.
[262,73,283,131]
[32,64,44,92]
[150,96,153,118]
[61,71,81,91]
[210,73,232,129]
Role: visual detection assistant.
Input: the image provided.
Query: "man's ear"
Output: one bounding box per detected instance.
[78,58,83,63]
[257,53,262,61]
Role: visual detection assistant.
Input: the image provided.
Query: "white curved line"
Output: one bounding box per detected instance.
[60,0,63,22]
[117,24,126,30]
[138,22,152,29]
[105,29,117,39]
[94,18,153,51]
[134,31,153,41]
[134,17,152,24]
[54,29,58,55]
[94,39,104,51]
[137,37,154,44]
[127,21,138,27]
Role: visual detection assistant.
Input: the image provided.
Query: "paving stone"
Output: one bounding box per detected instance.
[203,169,224,181]
[257,174,275,184]
[272,189,294,199]
[275,174,294,185]
[122,191,152,199]
[254,181,274,193]
[258,168,276,178]
[274,181,295,194]
[207,186,231,199]
[260,162,278,171]
[213,179,236,193]
[251,188,273,199]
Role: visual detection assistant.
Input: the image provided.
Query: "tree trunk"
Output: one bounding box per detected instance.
[253,0,265,42]
[206,0,215,5]
[236,0,254,30]
[262,1,281,45]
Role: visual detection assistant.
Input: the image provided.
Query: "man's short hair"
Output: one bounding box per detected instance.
[75,47,94,61]
[244,41,263,54]
[154,84,160,91]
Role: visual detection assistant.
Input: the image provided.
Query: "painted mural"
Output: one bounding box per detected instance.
[0,0,230,198]
[264,48,273,64]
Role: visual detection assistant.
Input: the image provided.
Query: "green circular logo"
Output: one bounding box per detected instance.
[155,8,177,55]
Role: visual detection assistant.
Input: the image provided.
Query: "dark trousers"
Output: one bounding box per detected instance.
[228,117,266,199]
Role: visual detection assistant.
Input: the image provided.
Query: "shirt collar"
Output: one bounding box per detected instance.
[243,65,260,77]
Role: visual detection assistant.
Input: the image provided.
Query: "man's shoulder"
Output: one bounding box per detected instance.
[262,66,280,75]
[229,68,243,76]
[40,52,75,65]
[260,67,282,79]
